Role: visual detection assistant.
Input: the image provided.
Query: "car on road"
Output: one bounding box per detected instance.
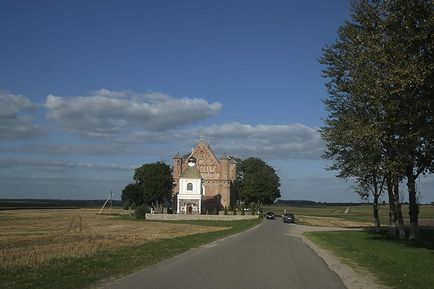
[282,213,295,223]
[265,212,275,219]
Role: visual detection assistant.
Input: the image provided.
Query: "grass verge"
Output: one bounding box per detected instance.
[0,218,261,289]
[305,230,434,289]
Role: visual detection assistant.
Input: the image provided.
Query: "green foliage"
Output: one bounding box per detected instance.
[319,0,434,237]
[224,206,228,215]
[134,204,147,219]
[236,157,280,207]
[134,162,173,207]
[122,162,173,208]
[250,203,256,215]
[232,206,237,215]
[241,204,245,215]
[130,202,136,210]
[123,200,131,210]
[121,183,142,206]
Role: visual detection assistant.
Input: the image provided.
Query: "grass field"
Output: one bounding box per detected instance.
[305,231,434,289]
[0,209,226,269]
[262,204,434,227]
[0,209,260,289]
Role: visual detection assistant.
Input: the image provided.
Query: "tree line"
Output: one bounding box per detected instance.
[320,0,433,240]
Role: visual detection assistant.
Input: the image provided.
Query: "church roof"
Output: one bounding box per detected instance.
[180,166,202,179]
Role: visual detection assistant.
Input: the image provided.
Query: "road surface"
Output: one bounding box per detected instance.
[100,219,347,289]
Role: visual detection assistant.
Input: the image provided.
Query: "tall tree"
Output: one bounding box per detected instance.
[121,183,142,206]
[380,0,434,240]
[236,157,280,209]
[133,161,173,209]
[320,0,433,239]
[122,161,173,209]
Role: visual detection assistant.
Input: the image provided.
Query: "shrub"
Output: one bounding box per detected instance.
[224,206,228,215]
[123,200,131,210]
[241,205,245,215]
[251,204,256,215]
[134,204,147,219]
[232,206,237,215]
[130,202,136,210]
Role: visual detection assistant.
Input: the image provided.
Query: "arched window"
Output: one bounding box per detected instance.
[187,183,193,191]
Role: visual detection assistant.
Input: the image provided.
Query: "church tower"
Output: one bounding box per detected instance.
[177,156,203,214]
[172,153,183,194]
[172,140,237,213]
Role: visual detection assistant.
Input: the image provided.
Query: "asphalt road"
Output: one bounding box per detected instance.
[101,219,347,289]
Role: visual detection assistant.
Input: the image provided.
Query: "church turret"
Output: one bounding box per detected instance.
[173,153,183,179]
[173,153,183,195]
[220,153,230,180]
[187,156,197,167]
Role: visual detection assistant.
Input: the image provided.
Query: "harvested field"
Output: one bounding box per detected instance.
[0,209,227,269]
[296,215,371,228]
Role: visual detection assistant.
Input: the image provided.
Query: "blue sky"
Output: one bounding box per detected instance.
[1,0,433,203]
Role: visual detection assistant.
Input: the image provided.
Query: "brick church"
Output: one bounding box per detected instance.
[173,139,237,214]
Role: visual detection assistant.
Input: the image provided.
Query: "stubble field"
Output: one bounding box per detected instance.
[0,209,226,270]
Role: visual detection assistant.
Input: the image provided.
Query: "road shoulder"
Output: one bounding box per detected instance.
[287,224,392,289]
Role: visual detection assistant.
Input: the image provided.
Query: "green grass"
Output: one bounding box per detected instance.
[305,230,434,289]
[0,218,261,289]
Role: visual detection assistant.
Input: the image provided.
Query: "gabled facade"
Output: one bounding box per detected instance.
[173,140,237,212]
[177,156,203,214]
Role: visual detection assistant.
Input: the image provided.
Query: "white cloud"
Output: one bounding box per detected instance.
[0,91,44,141]
[0,158,137,171]
[114,122,324,159]
[183,122,324,159]
[45,89,222,137]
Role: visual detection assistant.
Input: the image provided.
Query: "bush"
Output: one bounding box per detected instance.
[134,204,147,219]
[224,206,228,215]
[123,200,131,210]
[130,202,136,210]
[241,205,245,215]
[232,206,237,215]
[251,204,256,215]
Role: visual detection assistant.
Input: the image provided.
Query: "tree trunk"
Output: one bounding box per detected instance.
[393,185,406,240]
[373,194,381,232]
[386,178,396,238]
[406,171,419,240]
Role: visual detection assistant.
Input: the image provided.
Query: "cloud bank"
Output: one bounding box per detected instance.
[0,92,44,140]
[45,90,222,137]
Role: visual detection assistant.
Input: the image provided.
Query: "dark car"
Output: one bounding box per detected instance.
[282,213,295,223]
[265,212,275,219]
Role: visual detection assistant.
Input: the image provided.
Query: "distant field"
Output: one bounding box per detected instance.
[0,209,226,269]
[262,204,434,227]
[0,198,123,210]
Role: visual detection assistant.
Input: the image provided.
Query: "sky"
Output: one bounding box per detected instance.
[1,0,433,203]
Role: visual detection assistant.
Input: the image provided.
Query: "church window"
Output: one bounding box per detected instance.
[187,183,193,191]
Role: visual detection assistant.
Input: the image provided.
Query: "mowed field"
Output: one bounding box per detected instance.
[0,209,226,270]
[262,204,434,227]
